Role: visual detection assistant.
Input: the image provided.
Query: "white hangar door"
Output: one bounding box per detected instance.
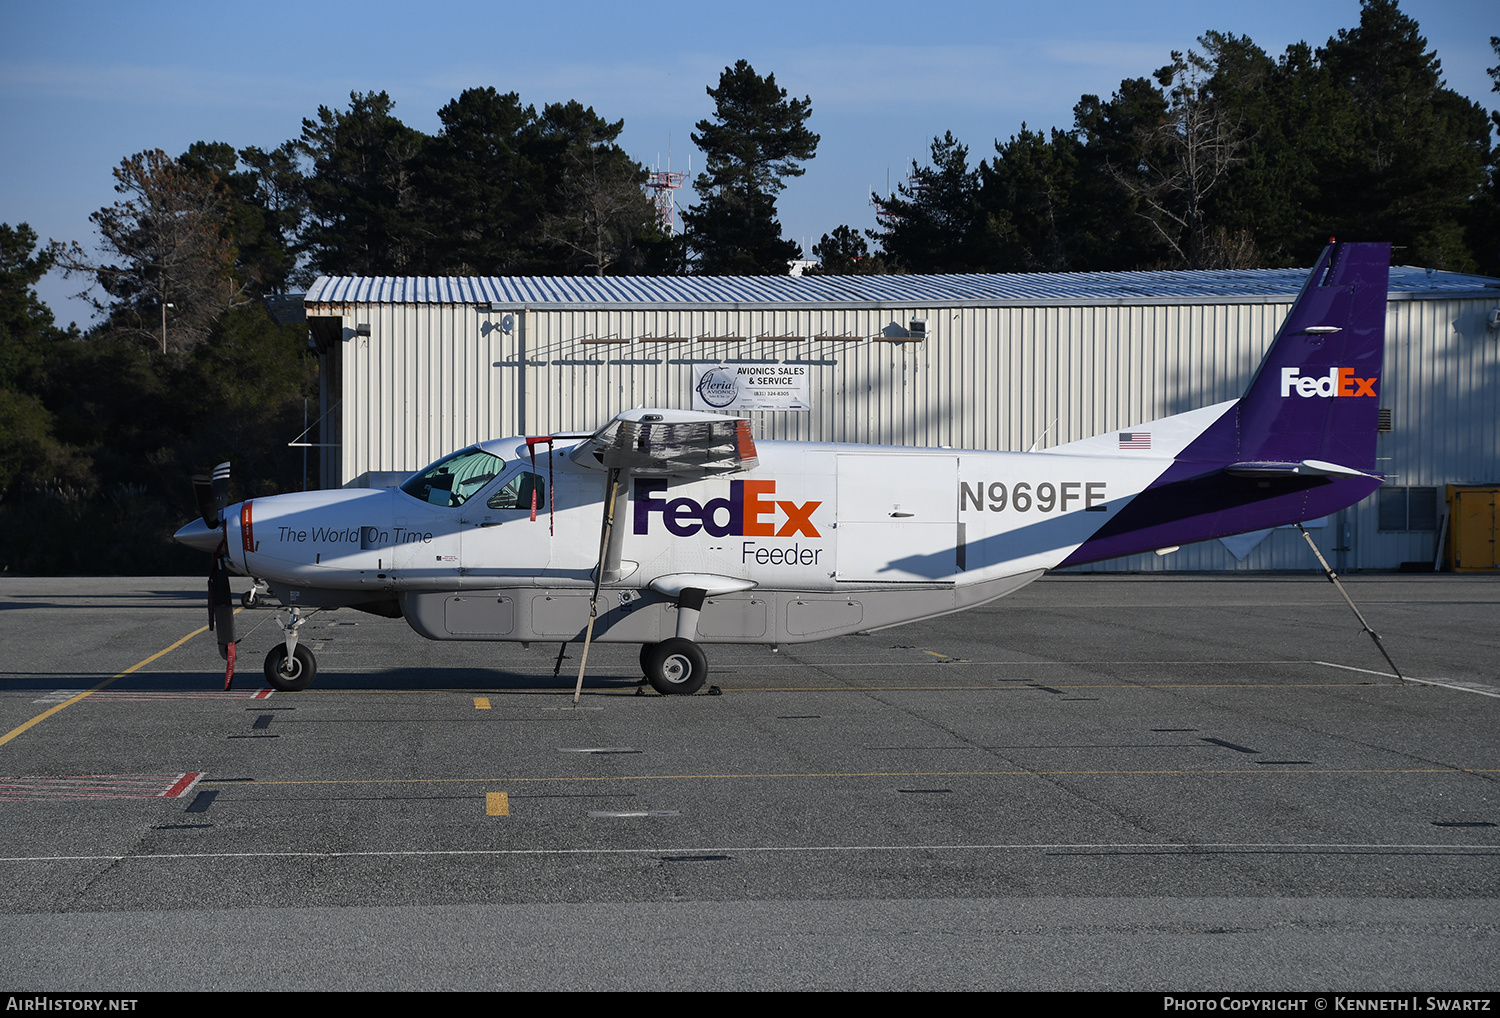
[835,455,958,582]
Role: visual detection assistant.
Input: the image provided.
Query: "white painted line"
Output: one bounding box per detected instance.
[1313,662,1500,698]
[559,747,640,754]
[0,841,1494,864]
[1313,661,1399,679]
[32,689,275,703]
[1404,678,1500,700]
[588,810,681,818]
[723,659,1314,670]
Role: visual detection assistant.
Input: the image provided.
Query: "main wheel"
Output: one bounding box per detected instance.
[263,644,317,692]
[639,642,656,675]
[643,638,707,695]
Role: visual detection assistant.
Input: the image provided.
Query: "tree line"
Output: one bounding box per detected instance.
[2,0,1497,573]
[828,2,1499,276]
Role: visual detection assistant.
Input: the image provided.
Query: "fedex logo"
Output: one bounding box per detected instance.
[633,479,822,538]
[1280,367,1377,398]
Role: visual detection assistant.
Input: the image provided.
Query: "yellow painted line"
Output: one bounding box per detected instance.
[922,651,950,659]
[204,766,1500,789]
[474,697,491,710]
[486,791,509,816]
[0,613,237,749]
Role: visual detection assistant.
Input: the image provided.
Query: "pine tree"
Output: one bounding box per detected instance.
[535,101,658,276]
[871,132,988,273]
[421,87,545,275]
[683,61,819,274]
[51,149,246,353]
[299,91,425,276]
[980,125,1083,271]
[1314,0,1489,268]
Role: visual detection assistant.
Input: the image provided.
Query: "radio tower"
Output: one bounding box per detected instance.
[645,154,687,235]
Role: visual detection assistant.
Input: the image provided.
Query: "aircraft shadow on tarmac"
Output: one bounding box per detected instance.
[0,590,206,610]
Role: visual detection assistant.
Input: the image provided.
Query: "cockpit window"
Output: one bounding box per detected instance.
[399,448,503,507]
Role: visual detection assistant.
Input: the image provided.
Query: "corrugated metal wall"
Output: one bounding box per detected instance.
[312,292,1499,571]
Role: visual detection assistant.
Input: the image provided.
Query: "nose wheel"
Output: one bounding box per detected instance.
[263,644,317,691]
[641,638,707,695]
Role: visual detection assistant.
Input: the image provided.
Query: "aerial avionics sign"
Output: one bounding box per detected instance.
[692,363,810,412]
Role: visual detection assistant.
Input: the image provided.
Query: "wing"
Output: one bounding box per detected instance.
[569,409,759,476]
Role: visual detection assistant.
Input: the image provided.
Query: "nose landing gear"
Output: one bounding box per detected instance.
[264,643,317,691]
[263,607,317,692]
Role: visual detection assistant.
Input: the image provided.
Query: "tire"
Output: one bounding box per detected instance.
[644,638,707,695]
[638,643,656,675]
[264,644,317,692]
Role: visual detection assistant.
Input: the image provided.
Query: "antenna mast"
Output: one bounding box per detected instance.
[645,150,688,235]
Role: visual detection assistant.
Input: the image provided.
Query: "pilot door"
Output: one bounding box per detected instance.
[459,466,553,586]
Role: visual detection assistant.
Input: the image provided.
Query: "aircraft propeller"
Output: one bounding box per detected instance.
[189,461,238,690]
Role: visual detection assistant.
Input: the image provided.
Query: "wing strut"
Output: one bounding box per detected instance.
[573,466,623,703]
[1295,524,1405,681]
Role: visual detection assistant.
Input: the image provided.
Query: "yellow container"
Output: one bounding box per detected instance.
[1446,486,1498,571]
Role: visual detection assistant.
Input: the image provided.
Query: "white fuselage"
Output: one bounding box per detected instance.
[213,402,1232,644]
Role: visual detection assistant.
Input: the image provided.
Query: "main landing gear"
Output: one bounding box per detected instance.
[637,638,708,695]
[263,606,318,692]
[635,586,712,695]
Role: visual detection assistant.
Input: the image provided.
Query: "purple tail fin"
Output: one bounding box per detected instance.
[1058,242,1389,568]
[1234,242,1389,471]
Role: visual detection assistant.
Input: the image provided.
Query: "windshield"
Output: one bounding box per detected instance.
[399,447,503,507]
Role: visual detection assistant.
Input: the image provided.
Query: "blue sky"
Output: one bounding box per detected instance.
[3,0,1494,327]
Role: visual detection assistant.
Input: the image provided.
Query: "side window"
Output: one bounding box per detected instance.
[487,472,547,511]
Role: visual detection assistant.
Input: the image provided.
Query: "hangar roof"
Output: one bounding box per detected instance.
[304,265,1500,311]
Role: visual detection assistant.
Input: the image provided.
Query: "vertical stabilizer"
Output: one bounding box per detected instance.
[1235,242,1390,472]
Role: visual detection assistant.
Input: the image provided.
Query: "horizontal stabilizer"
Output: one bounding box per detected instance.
[1224,459,1377,479]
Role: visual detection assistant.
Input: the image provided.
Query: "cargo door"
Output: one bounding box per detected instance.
[836,454,957,582]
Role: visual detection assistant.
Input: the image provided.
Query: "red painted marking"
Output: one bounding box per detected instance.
[79,690,272,700]
[0,773,206,801]
[241,501,254,552]
[162,772,204,798]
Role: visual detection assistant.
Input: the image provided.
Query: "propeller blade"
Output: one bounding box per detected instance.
[192,473,218,528]
[208,541,237,690]
[210,461,231,522]
[192,463,238,690]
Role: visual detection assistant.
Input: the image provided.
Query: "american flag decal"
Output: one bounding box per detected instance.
[1118,432,1151,450]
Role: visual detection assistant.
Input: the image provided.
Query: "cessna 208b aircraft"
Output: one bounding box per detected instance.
[175,241,1390,695]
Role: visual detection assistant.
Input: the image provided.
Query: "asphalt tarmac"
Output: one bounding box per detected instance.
[0,573,1496,991]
